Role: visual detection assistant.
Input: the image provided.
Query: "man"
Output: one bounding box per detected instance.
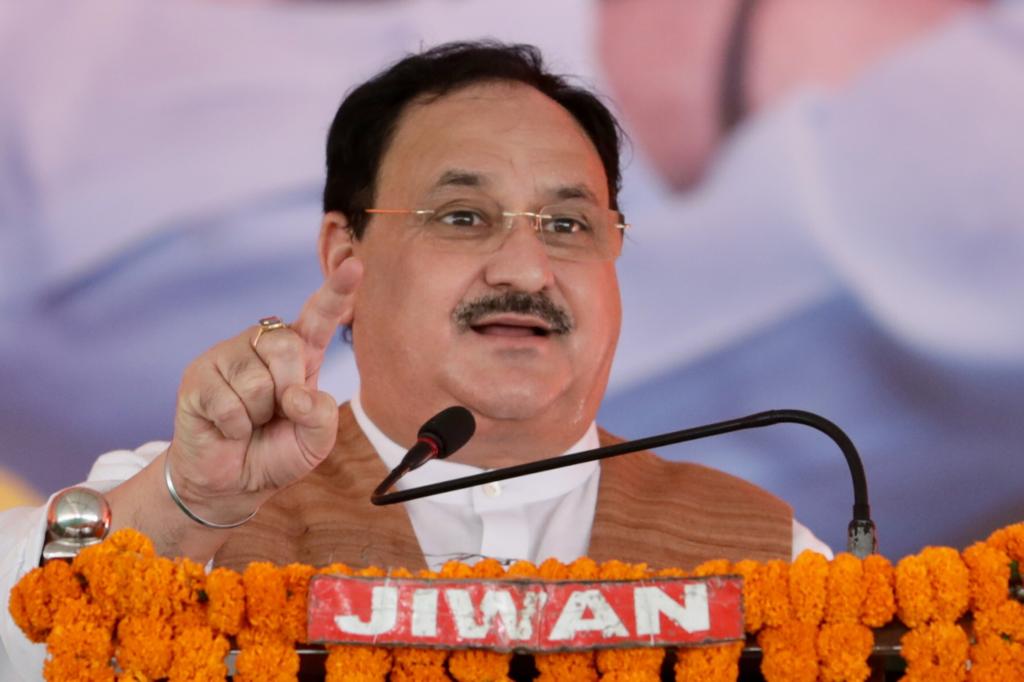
[0,41,827,676]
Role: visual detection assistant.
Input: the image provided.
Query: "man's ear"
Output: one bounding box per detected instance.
[318,211,362,327]
[318,211,355,276]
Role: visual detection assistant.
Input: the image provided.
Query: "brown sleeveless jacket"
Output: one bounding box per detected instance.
[215,404,792,572]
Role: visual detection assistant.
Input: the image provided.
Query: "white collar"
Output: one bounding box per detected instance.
[350,391,600,508]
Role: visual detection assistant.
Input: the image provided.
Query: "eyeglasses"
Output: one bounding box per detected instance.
[364,199,629,262]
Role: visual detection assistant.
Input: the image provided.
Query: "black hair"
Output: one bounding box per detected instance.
[322,40,624,238]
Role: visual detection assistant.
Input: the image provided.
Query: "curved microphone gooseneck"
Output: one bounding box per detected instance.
[371,409,877,558]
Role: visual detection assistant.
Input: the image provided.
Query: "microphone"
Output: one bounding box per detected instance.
[371,409,878,558]
[370,406,476,503]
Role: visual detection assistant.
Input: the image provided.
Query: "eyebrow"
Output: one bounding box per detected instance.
[430,169,489,192]
[550,183,599,204]
[427,169,601,205]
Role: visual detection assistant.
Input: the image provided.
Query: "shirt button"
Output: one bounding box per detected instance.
[481,482,502,498]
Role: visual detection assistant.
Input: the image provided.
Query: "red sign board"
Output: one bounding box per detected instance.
[307,575,743,652]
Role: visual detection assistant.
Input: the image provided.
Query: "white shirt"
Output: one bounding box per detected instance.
[0,400,830,680]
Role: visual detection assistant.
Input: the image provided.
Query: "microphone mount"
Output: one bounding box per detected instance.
[371,408,877,558]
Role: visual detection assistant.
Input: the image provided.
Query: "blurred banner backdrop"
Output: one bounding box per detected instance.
[1,0,1022,558]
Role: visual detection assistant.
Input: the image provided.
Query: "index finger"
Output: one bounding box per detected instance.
[292,256,363,356]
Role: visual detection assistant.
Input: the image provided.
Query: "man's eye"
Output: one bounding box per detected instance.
[437,210,487,227]
[543,216,589,234]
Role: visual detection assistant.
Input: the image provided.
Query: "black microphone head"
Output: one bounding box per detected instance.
[418,406,476,459]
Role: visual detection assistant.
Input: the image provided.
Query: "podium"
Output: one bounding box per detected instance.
[10,523,1024,681]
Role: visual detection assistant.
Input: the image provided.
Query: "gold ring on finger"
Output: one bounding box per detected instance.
[251,316,289,351]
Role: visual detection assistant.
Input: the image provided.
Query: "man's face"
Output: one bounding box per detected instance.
[340,81,621,452]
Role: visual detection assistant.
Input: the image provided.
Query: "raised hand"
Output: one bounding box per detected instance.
[164,256,363,526]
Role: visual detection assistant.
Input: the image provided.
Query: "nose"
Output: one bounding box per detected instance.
[482,214,554,292]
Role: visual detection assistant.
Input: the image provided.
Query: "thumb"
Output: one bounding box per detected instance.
[281,385,339,465]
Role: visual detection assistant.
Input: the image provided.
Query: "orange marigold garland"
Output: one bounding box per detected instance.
[818,553,875,680]
[388,566,451,682]
[594,560,663,682]
[42,596,115,682]
[859,554,896,628]
[675,642,743,682]
[985,522,1024,561]
[282,563,315,643]
[534,558,598,682]
[731,559,763,634]
[789,550,828,625]
[320,565,393,682]
[757,560,792,628]
[445,558,513,682]
[8,558,83,643]
[206,566,246,636]
[236,563,299,682]
[921,546,970,623]
[115,614,174,679]
[757,621,818,682]
[817,622,873,682]
[969,635,1024,681]
[895,554,934,628]
[900,620,969,681]
[673,560,743,682]
[963,537,1024,681]
[896,547,970,681]
[167,624,230,682]
[824,553,864,625]
[19,523,1024,682]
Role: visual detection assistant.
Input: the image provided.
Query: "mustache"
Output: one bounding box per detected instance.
[452,291,574,335]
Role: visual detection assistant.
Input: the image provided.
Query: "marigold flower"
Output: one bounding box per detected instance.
[758,561,791,628]
[318,563,354,577]
[167,625,230,681]
[567,556,600,581]
[171,556,208,611]
[973,600,1024,642]
[535,650,598,682]
[391,646,449,670]
[824,553,864,625]
[243,562,287,636]
[969,634,1024,681]
[440,561,475,579]
[986,522,1024,563]
[921,546,969,623]
[757,622,818,682]
[895,555,934,627]
[596,561,663,681]
[963,542,1012,613]
[282,563,315,643]
[116,614,174,679]
[731,559,763,634]
[504,560,538,579]
[446,648,512,682]
[817,622,873,682]
[129,555,176,620]
[538,558,570,581]
[324,645,392,681]
[234,632,300,682]
[8,559,83,642]
[789,551,828,625]
[900,621,968,681]
[693,559,731,577]
[445,561,515,681]
[860,554,895,628]
[207,567,246,636]
[675,641,743,682]
[534,560,597,682]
